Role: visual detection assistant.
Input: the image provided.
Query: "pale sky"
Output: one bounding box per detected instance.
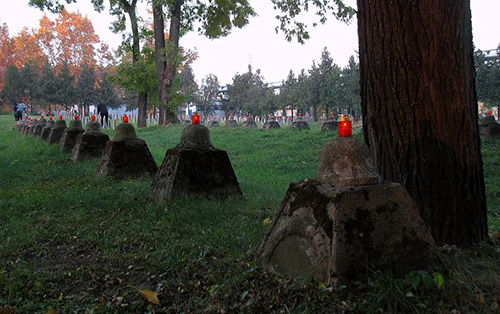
[0,0,498,86]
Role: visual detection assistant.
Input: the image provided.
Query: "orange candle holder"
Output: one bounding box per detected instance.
[192,112,200,124]
[338,115,352,137]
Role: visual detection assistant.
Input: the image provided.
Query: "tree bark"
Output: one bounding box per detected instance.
[153,5,167,125]
[121,0,147,127]
[357,0,488,245]
[161,0,182,125]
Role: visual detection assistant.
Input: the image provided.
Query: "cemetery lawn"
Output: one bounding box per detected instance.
[1,114,500,313]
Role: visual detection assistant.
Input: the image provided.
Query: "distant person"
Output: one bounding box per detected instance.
[97,101,109,127]
[12,102,18,121]
[16,102,26,121]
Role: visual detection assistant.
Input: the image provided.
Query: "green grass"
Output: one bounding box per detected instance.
[1,115,499,313]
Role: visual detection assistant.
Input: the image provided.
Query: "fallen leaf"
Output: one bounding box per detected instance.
[262,217,271,226]
[489,232,500,238]
[477,293,485,305]
[0,307,16,314]
[141,289,160,305]
[45,310,57,314]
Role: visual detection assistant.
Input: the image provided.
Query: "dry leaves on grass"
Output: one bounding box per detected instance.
[140,289,161,305]
[0,307,16,314]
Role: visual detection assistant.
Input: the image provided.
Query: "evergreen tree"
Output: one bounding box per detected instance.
[96,73,119,108]
[76,62,96,115]
[56,61,76,111]
[38,61,59,114]
[1,65,22,105]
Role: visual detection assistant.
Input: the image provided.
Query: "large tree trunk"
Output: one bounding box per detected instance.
[161,0,182,125]
[121,0,147,127]
[357,0,488,245]
[137,92,147,127]
[153,5,167,125]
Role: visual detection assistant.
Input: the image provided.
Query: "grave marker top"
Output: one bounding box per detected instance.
[315,137,381,186]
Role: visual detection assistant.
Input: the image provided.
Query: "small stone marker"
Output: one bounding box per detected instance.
[149,122,242,202]
[59,116,85,153]
[71,117,110,162]
[13,119,23,131]
[321,114,338,132]
[258,137,437,284]
[479,115,500,139]
[290,115,310,130]
[225,115,238,127]
[242,115,258,128]
[40,118,55,141]
[22,119,35,136]
[96,116,158,178]
[33,117,47,137]
[262,115,280,131]
[46,116,68,145]
[208,120,219,128]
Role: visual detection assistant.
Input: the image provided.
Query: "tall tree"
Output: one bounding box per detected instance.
[56,61,76,111]
[97,72,119,108]
[273,0,486,246]
[475,47,500,117]
[152,0,256,125]
[76,61,96,115]
[227,65,266,115]
[1,65,22,105]
[339,55,360,117]
[356,0,487,245]
[38,61,59,114]
[30,0,147,126]
[198,74,220,116]
[19,59,40,112]
[279,70,297,115]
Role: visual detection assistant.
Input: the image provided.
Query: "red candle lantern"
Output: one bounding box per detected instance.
[41,115,44,119]
[122,114,129,123]
[338,115,352,137]
[91,115,96,121]
[192,112,200,124]
[49,116,53,120]
[74,114,79,120]
[35,118,38,121]
[488,110,492,115]
[59,115,63,120]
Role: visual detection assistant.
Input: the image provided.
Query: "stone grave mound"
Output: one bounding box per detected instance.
[71,121,110,162]
[263,117,280,131]
[33,118,47,137]
[96,122,157,178]
[40,119,55,141]
[479,115,500,139]
[290,116,310,130]
[59,119,85,153]
[46,119,68,145]
[258,137,437,284]
[225,117,238,127]
[242,116,258,129]
[149,123,242,202]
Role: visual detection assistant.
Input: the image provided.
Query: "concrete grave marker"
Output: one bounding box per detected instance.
[96,118,158,178]
[259,137,437,284]
[290,115,310,130]
[262,115,281,131]
[149,123,242,202]
[59,117,85,153]
[71,120,110,162]
[46,117,68,145]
